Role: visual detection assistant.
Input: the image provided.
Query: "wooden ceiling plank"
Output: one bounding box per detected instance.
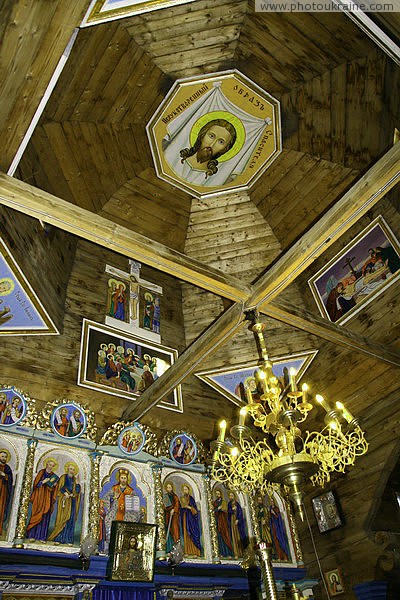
[254,13,330,78]
[246,142,400,308]
[315,13,377,57]
[330,62,347,165]
[269,161,353,234]
[125,176,191,218]
[262,300,400,368]
[250,150,304,209]
[48,24,121,123]
[90,39,145,123]
[0,172,251,303]
[277,168,359,250]
[256,153,318,217]
[154,41,238,72]
[77,122,125,202]
[42,123,98,213]
[136,24,242,58]
[0,0,88,169]
[126,0,248,37]
[107,52,157,123]
[122,302,245,420]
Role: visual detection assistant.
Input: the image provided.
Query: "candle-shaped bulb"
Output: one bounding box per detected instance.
[245,385,254,405]
[239,407,247,426]
[335,401,354,423]
[316,394,332,413]
[289,367,297,392]
[257,368,268,393]
[218,419,227,442]
[231,447,239,459]
[301,383,308,403]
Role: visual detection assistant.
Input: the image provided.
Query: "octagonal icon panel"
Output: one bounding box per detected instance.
[147,70,281,198]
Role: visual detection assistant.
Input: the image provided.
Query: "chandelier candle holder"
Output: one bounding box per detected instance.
[210,312,368,520]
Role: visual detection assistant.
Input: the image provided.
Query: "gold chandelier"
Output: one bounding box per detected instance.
[210,311,368,519]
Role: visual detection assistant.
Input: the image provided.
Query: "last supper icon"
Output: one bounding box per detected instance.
[147,70,281,198]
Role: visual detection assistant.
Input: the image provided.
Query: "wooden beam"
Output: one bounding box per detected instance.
[246,142,400,309]
[122,303,245,420]
[262,300,400,368]
[0,172,251,303]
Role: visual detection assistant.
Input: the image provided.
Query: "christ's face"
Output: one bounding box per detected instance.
[119,474,128,486]
[197,125,232,163]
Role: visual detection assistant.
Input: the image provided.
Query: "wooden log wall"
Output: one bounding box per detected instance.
[0,225,224,439]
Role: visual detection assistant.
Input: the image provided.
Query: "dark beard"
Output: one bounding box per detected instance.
[196,146,213,164]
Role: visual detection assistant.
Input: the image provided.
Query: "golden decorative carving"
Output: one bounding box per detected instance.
[36,399,97,441]
[88,452,101,542]
[203,471,220,563]
[152,464,166,558]
[157,429,206,463]
[285,487,303,563]
[249,493,261,543]
[13,438,37,545]
[99,420,158,455]
[256,544,279,600]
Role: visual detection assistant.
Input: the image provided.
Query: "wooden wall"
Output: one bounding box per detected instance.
[0,207,77,332]
[287,197,400,598]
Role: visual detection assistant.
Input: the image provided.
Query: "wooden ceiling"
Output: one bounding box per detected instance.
[0,0,398,422]
[1,0,400,587]
[9,0,397,253]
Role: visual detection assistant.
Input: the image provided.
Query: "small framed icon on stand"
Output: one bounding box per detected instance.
[107,521,157,582]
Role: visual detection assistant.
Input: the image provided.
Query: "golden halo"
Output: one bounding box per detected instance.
[0,448,11,462]
[64,461,79,474]
[189,111,246,163]
[144,292,154,301]
[0,278,15,296]
[181,482,193,495]
[164,479,175,492]
[43,456,59,470]
[116,468,131,484]
[244,376,257,391]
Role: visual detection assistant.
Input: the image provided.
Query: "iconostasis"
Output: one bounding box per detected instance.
[0,385,302,567]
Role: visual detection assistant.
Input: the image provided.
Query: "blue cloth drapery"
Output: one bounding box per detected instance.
[93,586,154,600]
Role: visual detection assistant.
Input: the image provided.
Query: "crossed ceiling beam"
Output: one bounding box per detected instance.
[0,142,399,420]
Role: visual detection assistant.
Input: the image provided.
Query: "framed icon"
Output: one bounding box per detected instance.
[118,424,146,456]
[312,490,344,534]
[107,521,157,582]
[325,567,345,596]
[169,433,197,466]
[50,402,87,439]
